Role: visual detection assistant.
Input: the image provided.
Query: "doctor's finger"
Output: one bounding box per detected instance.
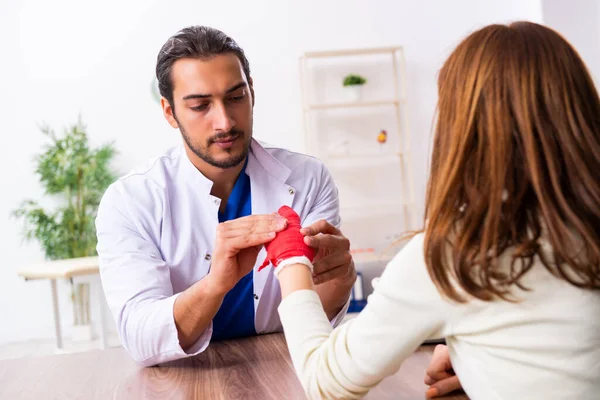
[304,233,350,251]
[219,216,287,237]
[312,264,348,285]
[312,251,353,276]
[222,213,285,229]
[225,231,278,250]
[300,219,340,236]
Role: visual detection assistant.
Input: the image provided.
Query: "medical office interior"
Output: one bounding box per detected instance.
[1,0,598,398]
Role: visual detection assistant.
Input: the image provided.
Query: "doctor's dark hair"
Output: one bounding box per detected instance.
[421,21,600,302]
[155,26,251,108]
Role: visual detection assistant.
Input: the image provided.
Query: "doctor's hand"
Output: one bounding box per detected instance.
[209,214,287,294]
[300,220,356,286]
[424,345,463,398]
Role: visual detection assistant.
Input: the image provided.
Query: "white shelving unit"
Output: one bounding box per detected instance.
[308,99,402,110]
[299,46,416,264]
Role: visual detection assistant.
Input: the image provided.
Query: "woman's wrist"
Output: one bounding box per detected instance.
[278,263,315,297]
[274,256,314,277]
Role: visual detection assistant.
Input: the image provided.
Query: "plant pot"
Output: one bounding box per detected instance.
[72,323,93,342]
[71,281,92,341]
[344,85,364,102]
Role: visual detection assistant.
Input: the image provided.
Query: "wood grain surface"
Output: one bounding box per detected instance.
[0,333,467,400]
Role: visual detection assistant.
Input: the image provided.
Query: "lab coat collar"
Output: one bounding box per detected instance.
[246,139,291,184]
[180,146,214,194]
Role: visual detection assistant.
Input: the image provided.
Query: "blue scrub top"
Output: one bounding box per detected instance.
[211,159,256,341]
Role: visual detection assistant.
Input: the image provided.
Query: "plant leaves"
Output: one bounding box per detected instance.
[13,117,118,260]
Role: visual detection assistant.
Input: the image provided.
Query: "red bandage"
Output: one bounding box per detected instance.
[258,206,315,271]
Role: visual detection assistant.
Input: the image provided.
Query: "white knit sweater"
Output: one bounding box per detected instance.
[278,234,600,400]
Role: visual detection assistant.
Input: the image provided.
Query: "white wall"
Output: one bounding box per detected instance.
[542,0,600,83]
[0,0,543,345]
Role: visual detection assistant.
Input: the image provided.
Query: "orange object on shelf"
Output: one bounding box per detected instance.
[377,129,388,144]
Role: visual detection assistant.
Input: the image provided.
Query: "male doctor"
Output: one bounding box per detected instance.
[95,26,356,367]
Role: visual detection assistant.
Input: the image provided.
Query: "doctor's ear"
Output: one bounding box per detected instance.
[249,78,255,107]
[161,98,179,129]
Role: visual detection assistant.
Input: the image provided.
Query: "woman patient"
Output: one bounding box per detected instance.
[268,21,600,399]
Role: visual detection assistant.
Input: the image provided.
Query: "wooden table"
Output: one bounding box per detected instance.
[0,333,467,400]
[16,256,108,351]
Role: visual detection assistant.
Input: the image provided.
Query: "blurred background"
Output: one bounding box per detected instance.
[0,0,597,359]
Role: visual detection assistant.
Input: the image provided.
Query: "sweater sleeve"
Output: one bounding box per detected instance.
[278,234,454,399]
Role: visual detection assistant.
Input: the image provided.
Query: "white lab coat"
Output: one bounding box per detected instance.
[95,139,349,366]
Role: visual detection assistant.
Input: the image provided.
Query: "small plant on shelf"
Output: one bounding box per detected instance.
[342,74,367,101]
[343,74,367,86]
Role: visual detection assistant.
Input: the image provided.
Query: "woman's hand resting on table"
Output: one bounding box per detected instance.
[424,345,463,398]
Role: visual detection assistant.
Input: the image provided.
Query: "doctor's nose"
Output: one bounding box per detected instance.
[212,102,236,133]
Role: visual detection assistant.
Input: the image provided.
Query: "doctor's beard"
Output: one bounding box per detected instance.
[179,124,251,169]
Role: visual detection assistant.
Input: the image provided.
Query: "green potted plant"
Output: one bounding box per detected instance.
[343,73,367,101]
[13,117,118,341]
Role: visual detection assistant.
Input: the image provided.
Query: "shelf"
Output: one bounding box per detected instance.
[303,46,402,59]
[327,151,403,160]
[327,153,403,169]
[341,200,410,220]
[306,99,401,111]
[300,45,416,244]
[351,251,395,265]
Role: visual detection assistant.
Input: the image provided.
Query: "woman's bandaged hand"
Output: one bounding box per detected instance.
[258,206,315,275]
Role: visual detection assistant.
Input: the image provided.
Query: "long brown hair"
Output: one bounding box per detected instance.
[425,21,600,302]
